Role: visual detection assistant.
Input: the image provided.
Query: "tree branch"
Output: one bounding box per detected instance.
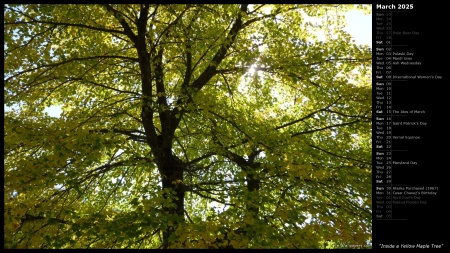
[291,119,366,137]
[275,96,342,130]
[308,144,371,165]
[89,128,147,142]
[102,4,137,44]
[69,77,141,96]
[172,4,249,123]
[6,19,126,35]
[21,213,70,225]
[5,56,138,83]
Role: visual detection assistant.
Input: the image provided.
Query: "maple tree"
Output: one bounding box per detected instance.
[4,4,372,249]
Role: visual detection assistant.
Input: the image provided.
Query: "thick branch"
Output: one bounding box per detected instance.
[102,4,137,44]
[155,48,169,126]
[172,5,248,124]
[190,4,248,92]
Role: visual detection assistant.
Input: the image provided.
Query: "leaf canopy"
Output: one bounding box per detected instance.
[4,4,372,249]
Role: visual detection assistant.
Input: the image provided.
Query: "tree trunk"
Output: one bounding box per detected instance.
[159,154,185,248]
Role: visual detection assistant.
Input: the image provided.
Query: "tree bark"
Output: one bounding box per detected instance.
[158,153,185,249]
